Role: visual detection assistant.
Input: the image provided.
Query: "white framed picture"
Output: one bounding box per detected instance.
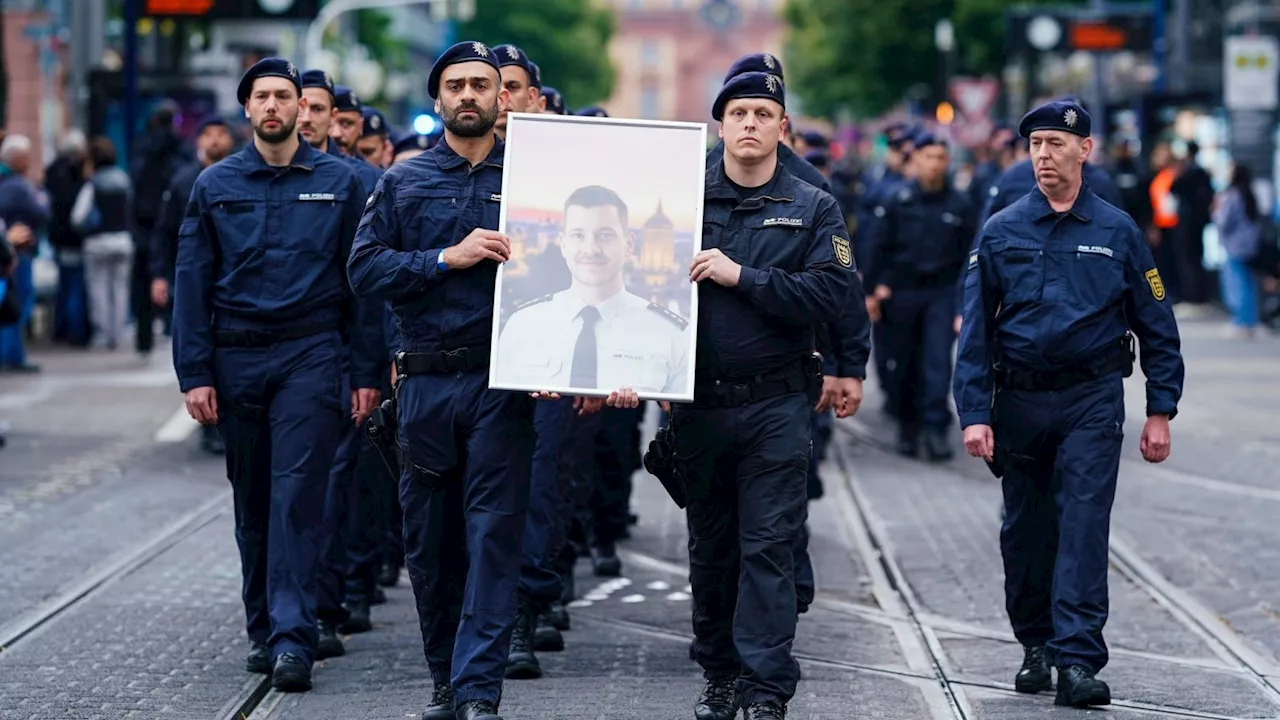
[488,112,707,401]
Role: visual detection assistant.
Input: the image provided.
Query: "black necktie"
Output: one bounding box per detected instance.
[570,305,602,388]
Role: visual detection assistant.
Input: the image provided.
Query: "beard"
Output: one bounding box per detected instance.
[253,115,297,144]
[442,99,499,138]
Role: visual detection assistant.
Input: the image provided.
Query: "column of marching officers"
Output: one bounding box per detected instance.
[171,34,1183,720]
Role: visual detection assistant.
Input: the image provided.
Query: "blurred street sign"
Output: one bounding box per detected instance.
[1224,35,1279,110]
[1006,8,1153,54]
[949,77,999,147]
[144,0,321,20]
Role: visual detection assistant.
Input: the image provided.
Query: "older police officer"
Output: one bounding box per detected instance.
[174,58,378,692]
[954,100,1184,707]
[677,72,856,720]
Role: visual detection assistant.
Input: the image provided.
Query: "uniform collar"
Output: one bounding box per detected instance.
[432,134,505,171]
[242,136,317,174]
[706,158,795,205]
[1029,183,1095,223]
[559,287,636,324]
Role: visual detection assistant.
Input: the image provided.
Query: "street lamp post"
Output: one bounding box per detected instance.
[301,0,451,69]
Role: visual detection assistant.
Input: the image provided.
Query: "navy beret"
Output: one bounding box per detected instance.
[799,130,828,148]
[910,131,947,150]
[301,69,334,96]
[527,60,543,89]
[541,86,566,115]
[1018,100,1091,139]
[197,114,228,133]
[712,71,785,122]
[888,126,918,148]
[393,132,434,155]
[427,41,502,100]
[236,57,301,106]
[802,150,828,170]
[576,106,609,118]
[492,44,534,82]
[362,107,389,137]
[333,85,361,113]
[723,52,784,84]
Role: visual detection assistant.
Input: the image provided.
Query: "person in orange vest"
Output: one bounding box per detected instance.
[1147,142,1181,304]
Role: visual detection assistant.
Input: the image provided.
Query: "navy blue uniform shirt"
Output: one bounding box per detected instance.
[707,140,832,195]
[347,138,504,354]
[980,159,1123,229]
[698,160,855,381]
[151,159,203,281]
[870,179,975,291]
[954,185,1184,427]
[173,140,378,392]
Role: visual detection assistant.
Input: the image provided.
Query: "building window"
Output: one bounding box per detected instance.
[640,39,660,68]
[640,84,660,119]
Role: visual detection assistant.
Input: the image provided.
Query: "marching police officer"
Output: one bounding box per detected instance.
[356,107,394,168]
[527,61,548,113]
[492,44,540,141]
[392,132,434,164]
[540,86,566,115]
[173,58,381,692]
[329,85,365,155]
[679,72,858,720]
[869,132,973,459]
[954,100,1184,707]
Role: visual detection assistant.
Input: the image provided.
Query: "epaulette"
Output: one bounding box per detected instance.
[515,294,554,311]
[647,302,688,330]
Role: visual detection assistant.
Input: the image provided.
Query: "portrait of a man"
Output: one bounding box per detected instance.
[495,185,691,395]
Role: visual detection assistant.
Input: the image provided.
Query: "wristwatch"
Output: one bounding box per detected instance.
[437,250,448,272]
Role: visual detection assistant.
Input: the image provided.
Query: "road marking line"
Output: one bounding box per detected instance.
[155,405,199,443]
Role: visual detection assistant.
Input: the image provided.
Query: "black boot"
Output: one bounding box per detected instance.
[372,585,387,605]
[378,562,400,587]
[559,573,576,605]
[454,700,502,720]
[534,612,565,652]
[924,428,953,461]
[1054,665,1110,707]
[246,641,271,674]
[742,700,787,719]
[546,601,570,631]
[504,605,542,679]
[271,653,312,692]
[316,620,346,660]
[340,600,372,634]
[421,684,455,720]
[896,427,919,458]
[1014,645,1051,693]
[200,425,225,455]
[591,543,622,577]
[694,674,737,720]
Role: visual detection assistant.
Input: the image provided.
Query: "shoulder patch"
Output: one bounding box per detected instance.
[515,294,554,311]
[831,235,854,269]
[646,302,688,330]
[1144,268,1165,301]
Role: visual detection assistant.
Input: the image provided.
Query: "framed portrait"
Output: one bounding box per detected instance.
[488,113,707,402]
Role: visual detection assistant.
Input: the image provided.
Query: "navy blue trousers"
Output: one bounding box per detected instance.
[886,286,956,430]
[346,422,395,603]
[593,406,642,546]
[396,369,535,705]
[518,397,573,611]
[997,373,1124,673]
[318,413,358,626]
[552,409,606,582]
[673,392,811,705]
[215,331,346,667]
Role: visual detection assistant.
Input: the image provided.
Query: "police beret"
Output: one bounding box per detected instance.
[712,71,785,122]
[802,150,828,170]
[541,86,566,115]
[333,85,361,113]
[393,132,434,155]
[196,114,228,134]
[576,106,609,118]
[361,107,389,137]
[301,69,335,96]
[1018,99,1091,139]
[236,57,301,106]
[884,122,910,140]
[527,60,543,89]
[427,41,502,100]
[492,44,534,82]
[911,131,947,150]
[799,130,828,149]
[888,127,918,149]
[723,52,784,84]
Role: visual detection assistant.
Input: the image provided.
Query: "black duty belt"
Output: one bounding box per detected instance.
[996,339,1134,393]
[213,323,336,348]
[693,366,808,408]
[395,347,490,376]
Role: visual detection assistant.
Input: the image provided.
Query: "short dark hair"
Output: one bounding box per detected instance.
[563,185,630,233]
[89,136,117,168]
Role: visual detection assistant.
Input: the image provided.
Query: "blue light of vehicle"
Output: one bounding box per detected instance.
[413,114,437,135]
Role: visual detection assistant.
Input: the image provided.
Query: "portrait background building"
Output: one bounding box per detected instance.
[490,113,707,400]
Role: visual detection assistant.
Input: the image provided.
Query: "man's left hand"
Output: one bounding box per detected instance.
[1140,414,1171,463]
[833,377,863,418]
[815,376,838,412]
[690,249,741,287]
[352,388,381,425]
[606,387,640,409]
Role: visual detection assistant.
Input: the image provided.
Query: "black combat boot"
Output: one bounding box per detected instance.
[246,641,271,674]
[694,674,737,720]
[559,572,576,605]
[534,612,564,652]
[421,684,455,720]
[372,585,387,605]
[454,699,502,720]
[504,605,542,679]
[378,562,400,587]
[341,600,372,634]
[924,428,953,461]
[546,600,570,631]
[591,542,622,577]
[1014,645,1051,693]
[316,620,345,660]
[896,426,919,458]
[1054,665,1110,707]
[742,700,787,719]
[271,653,312,692]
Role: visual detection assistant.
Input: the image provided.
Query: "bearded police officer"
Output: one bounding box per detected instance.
[677,72,858,720]
[954,100,1184,708]
[173,58,379,692]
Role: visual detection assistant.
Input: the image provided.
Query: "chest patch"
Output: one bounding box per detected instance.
[1076,244,1114,258]
[298,193,335,201]
[762,217,804,227]
[489,193,502,202]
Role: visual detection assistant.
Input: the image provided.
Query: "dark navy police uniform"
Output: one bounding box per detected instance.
[172,59,377,677]
[347,42,535,717]
[954,101,1183,703]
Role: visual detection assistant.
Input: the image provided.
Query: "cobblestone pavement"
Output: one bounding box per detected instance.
[1,317,1277,720]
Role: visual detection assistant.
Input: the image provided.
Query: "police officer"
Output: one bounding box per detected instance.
[173,58,381,692]
[392,132,435,163]
[527,61,548,113]
[575,105,608,117]
[330,85,365,155]
[298,72,383,190]
[869,132,973,459]
[954,100,1184,707]
[356,108,394,168]
[492,44,539,141]
[540,86,566,115]
[680,72,857,720]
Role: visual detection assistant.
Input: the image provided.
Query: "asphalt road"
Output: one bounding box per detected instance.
[0,316,1277,720]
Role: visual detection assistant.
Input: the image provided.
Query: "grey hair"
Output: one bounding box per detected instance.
[57,129,88,157]
[0,135,32,164]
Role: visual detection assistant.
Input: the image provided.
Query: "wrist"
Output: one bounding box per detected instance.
[437,249,450,271]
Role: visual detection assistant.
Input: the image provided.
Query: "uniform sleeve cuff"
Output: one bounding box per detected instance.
[178,374,215,393]
[352,372,384,390]
[735,266,760,296]
[837,362,866,379]
[1146,404,1177,420]
[959,410,992,428]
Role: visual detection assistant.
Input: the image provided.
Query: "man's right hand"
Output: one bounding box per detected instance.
[7,223,33,249]
[185,387,219,425]
[963,424,994,462]
[865,296,881,322]
[442,229,510,270]
[150,278,170,306]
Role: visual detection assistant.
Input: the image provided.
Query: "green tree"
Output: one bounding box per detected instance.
[456,0,616,109]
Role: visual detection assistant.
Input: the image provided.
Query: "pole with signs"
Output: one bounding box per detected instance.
[1224,34,1279,201]
[124,0,139,168]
